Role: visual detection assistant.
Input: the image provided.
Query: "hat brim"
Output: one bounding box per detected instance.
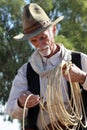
[13,16,64,41]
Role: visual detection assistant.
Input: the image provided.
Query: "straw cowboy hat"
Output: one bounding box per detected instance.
[14,3,64,41]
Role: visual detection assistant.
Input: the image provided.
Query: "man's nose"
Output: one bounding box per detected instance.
[37,39,44,48]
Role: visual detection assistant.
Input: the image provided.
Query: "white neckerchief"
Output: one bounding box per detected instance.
[30,44,71,75]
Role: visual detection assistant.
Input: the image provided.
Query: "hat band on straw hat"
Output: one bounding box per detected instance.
[24,22,42,34]
[24,20,52,34]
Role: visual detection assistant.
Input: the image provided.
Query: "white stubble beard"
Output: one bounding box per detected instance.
[38,45,51,57]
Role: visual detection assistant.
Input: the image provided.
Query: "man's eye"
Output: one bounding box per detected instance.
[31,40,36,43]
[40,36,47,40]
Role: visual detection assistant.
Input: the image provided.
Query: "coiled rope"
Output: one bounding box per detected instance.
[23,61,87,130]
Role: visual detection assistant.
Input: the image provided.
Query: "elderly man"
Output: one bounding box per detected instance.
[6,3,87,130]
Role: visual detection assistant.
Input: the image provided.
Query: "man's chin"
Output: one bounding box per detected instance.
[38,50,51,57]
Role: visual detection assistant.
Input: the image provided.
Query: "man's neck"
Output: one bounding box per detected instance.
[45,44,60,58]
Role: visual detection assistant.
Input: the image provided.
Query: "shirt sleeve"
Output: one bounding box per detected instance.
[81,53,87,90]
[5,63,29,119]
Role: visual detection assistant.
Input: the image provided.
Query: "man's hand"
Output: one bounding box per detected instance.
[62,63,86,84]
[18,91,40,108]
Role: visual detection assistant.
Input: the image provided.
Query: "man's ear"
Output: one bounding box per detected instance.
[53,25,57,35]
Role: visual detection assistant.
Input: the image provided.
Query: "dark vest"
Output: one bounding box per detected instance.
[71,52,87,116]
[26,63,40,130]
[26,52,87,130]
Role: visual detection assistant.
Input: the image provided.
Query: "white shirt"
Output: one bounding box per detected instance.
[5,45,87,130]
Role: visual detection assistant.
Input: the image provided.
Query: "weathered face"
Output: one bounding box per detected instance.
[29,26,57,57]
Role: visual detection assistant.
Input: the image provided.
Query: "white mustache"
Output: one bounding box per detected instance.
[38,45,49,51]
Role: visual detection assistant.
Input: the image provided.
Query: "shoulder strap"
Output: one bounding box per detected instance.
[26,63,40,130]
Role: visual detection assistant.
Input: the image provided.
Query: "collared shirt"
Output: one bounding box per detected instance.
[5,45,87,130]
